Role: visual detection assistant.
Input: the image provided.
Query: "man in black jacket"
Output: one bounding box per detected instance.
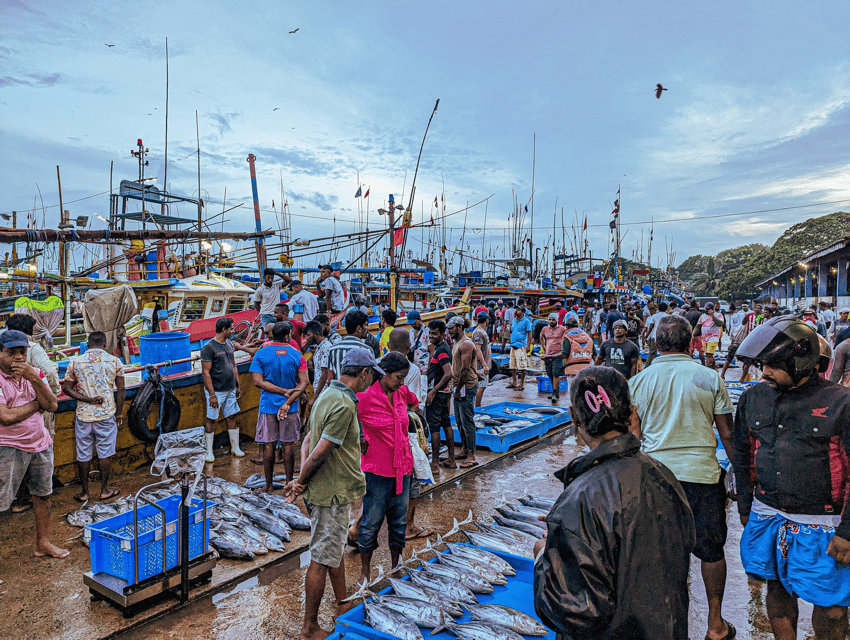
[534,366,695,640]
[735,316,850,640]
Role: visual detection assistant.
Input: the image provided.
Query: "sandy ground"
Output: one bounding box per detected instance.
[0,352,818,640]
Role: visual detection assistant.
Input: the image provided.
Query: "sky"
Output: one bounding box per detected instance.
[2,0,850,276]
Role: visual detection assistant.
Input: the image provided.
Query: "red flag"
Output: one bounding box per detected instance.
[434,196,438,206]
[582,216,587,231]
[363,187,370,198]
[393,228,406,246]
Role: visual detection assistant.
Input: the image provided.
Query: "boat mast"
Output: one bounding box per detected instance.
[247,154,267,274]
[56,165,71,346]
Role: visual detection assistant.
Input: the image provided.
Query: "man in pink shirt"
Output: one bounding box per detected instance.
[0,330,66,558]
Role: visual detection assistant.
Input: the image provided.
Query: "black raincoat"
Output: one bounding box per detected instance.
[534,433,695,640]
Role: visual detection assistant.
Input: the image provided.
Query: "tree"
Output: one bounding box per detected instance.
[690,256,724,295]
[676,254,711,282]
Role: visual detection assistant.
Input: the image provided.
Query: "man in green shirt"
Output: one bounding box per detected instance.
[284,347,381,640]
[628,315,735,640]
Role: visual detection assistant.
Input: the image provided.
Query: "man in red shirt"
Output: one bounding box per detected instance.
[540,313,568,403]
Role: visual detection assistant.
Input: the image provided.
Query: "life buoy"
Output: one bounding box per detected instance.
[128,368,182,443]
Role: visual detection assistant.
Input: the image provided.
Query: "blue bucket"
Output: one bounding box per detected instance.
[139,332,192,379]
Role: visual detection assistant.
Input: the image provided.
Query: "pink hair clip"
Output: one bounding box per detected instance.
[584,385,611,414]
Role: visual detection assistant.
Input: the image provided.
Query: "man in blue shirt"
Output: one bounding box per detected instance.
[249,321,309,491]
[507,306,533,390]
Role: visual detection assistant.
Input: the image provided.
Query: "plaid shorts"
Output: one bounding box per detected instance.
[256,412,302,444]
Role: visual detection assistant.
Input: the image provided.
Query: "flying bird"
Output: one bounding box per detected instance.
[655,83,667,99]
[105,43,114,47]
[289,28,299,34]
[273,107,279,111]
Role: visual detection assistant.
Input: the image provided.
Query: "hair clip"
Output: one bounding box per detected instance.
[584,385,612,414]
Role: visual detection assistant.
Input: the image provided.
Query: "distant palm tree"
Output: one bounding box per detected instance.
[690,257,724,295]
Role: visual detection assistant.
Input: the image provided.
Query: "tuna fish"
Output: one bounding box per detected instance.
[433,534,516,577]
[445,517,531,558]
[384,574,465,618]
[518,493,556,511]
[363,599,424,640]
[370,593,446,628]
[209,529,255,560]
[492,513,546,538]
[494,505,547,531]
[432,613,526,640]
[425,541,507,585]
[403,564,479,605]
[242,509,292,542]
[408,549,495,594]
[465,604,548,636]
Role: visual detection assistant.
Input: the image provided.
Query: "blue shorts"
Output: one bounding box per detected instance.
[741,510,850,607]
[204,389,240,421]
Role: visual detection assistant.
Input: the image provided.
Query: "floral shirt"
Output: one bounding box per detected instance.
[65,348,124,422]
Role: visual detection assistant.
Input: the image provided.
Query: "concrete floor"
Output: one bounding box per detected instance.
[0,356,817,640]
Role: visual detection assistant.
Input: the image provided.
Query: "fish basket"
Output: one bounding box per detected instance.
[335,545,555,640]
[536,376,569,394]
[84,494,214,585]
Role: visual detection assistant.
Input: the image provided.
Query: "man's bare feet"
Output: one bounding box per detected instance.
[34,539,70,558]
[298,624,331,640]
[253,485,274,494]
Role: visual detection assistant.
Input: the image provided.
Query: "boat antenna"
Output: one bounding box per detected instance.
[164,37,169,196]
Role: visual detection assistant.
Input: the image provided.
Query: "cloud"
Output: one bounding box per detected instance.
[252,146,341,178]
[286,190,339,212]
[205,111,242,138]
[128,37,189,60]
[0,73,63,88]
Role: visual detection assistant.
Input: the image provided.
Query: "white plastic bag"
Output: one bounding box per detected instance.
[408,433,434,485]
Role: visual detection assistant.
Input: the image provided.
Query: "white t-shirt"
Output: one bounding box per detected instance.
[822,309,835,329]
[290,289,319,321]
[729,310,744,334]
[322,276,345,311]
[403,362,423,403]
[252,280,283,316]
[645,311,667,340]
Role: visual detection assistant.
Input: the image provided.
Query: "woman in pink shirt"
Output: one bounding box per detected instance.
[355,352,416,585]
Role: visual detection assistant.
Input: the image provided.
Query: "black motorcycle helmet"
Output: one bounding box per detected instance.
[736,315,820,383]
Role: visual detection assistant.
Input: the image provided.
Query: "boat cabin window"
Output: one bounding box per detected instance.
[212,299,224,313]
[227,298,246,314]
[181,297,207,322]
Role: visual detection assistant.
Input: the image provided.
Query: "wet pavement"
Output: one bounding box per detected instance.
[0,356,817,639]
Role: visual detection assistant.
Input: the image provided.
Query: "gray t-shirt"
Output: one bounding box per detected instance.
[201,338,237,391]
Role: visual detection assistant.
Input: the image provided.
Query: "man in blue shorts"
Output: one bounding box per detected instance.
[250,321,308,491]
[735,316,850,640]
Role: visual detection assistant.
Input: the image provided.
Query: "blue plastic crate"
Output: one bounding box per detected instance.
[477,401,571,432]
[335,545,555,640]
[536,376,569,394]
[85,494,214,585]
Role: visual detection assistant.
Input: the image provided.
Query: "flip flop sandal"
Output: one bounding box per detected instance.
[706,621,736,640]
[406,528,434,541]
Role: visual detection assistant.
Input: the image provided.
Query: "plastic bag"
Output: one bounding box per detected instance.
[150,427,206,500]
[408,433,434,485]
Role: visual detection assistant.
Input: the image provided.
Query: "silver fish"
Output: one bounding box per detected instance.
[209,530,255,560]
[492,513,546,538]
[66,503,94,528]
[371,593,445,628]
[242,509,292,542]
[466,604,548,636]
[410,550,494,593]
[434,613,526,640]
[446,518,531,558]
[472,519,539,545]
[268,505,311,531]
[363,600,424,640]
[518,494,556,511]
[220,524,267,555]
[403,565,479,605]
[434,535,516,577]
[494,506,547,530]
[425,541,507,585]
[384,575,464,618]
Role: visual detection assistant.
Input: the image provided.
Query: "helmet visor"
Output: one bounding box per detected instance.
[735,322,794,364]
